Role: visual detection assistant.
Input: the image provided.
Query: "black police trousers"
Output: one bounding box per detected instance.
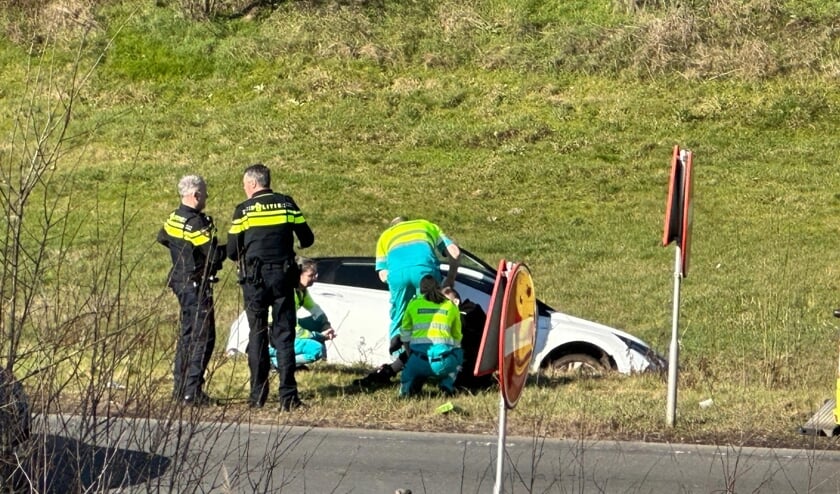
[173,281,216,400]
[242,262,300,408]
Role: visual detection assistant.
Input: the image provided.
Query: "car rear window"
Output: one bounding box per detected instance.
[317,260,385,291]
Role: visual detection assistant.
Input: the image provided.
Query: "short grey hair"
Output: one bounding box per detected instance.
[244,163,271,188]
[178,175,205,198]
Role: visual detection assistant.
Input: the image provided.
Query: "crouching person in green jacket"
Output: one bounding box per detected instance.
[399,275,463,397]
[269,257,336,368]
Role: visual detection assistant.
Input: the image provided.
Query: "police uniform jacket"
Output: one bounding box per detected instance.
[157,204,223,288]
[226,189,314,264]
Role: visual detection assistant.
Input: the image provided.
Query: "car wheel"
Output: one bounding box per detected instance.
[545,353,608,377]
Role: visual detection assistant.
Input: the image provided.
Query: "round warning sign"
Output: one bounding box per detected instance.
[498,263,537,409]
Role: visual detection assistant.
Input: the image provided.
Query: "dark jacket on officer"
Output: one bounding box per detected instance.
[157,204,224,287]
[226,189,314,265]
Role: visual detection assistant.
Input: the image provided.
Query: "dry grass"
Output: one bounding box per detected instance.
[6,2,840,492]
[0,0,99,44]
[45,359,825,451]
[5,0,839,81]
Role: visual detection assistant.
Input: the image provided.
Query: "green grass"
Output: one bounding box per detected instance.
[4,0,840,445]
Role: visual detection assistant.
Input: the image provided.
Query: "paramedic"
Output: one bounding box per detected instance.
[399,275,463,397]
[369,217,461,381]
[268,257,336,368]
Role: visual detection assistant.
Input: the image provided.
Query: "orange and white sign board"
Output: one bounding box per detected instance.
[498,263,537,409]
[662,145,682,247]
[680,150,694,276]
[473,259,508,377]
[661,146,695,277]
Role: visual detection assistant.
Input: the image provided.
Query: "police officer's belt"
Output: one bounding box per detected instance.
[249,258,293,268]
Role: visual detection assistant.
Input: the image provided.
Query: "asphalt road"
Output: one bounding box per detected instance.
[28,414,840,493]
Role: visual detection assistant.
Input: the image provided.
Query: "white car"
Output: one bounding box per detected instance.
[226,250,666,376]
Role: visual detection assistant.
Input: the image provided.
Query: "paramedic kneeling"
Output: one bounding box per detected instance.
[268,257,336,368]
[399,275,463,397]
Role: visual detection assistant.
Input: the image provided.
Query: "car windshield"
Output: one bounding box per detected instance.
[440,248,497,277]
[443,249,556,316]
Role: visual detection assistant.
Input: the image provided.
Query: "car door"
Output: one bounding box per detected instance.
[308,259,393,367]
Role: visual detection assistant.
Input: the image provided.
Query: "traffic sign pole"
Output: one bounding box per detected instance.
[493,395,507,494]
[666,244,682,427]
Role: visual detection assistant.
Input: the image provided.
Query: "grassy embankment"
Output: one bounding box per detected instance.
[3,0,840,448]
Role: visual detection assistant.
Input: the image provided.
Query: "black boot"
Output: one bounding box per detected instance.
[352,363,396,387]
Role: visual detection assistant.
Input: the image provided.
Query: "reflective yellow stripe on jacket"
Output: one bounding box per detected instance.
[375,219,445,269]
[229,208,305,235]
[163,213,211,247]
[400,297,462,347]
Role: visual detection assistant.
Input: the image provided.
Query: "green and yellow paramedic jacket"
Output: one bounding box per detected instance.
[400,296,462,348]
[294,287,330,339]
[375,219,453,272]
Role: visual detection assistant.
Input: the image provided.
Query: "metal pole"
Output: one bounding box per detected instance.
[493,395,507,494]
[666,244,682,427]
[835,324,840,425]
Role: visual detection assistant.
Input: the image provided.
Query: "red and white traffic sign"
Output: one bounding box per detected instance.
[498,263,537,409]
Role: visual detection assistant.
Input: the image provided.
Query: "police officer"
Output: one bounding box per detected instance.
[227,163,314,411]
[157,174,225,406]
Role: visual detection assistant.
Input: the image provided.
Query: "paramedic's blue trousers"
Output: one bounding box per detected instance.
[400,344,463,396]
[386,264,441,339]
